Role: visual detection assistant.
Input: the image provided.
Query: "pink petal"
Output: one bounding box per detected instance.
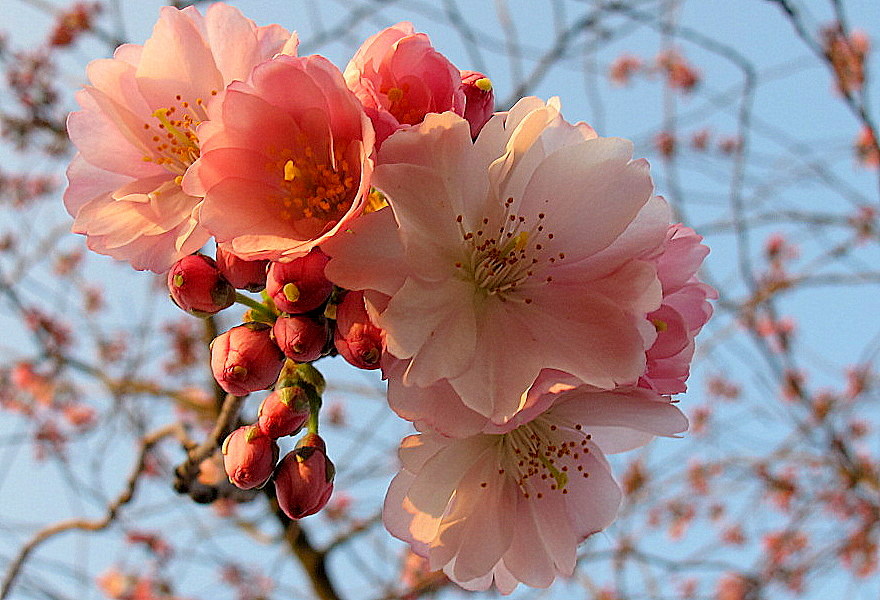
[380,277,477,385]
[551,387,689,454]
[521,137,654,261]
[560,441,623,540]
[322,207,408,296]
[135,7,224,106]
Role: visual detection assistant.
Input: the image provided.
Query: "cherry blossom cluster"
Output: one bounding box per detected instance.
[63,3,715,594]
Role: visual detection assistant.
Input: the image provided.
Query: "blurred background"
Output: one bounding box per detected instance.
[0,1,878,599]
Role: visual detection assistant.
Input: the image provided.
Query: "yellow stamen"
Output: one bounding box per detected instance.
[284,160,302,182]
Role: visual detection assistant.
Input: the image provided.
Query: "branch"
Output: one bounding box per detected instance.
[0,424,182,600]
[264,486,341,600]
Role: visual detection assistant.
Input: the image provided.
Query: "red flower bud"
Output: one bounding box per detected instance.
[460,70,495,138]
[210,323,285,395]
[258,386,310,439]
[274,433,334,519]
[222,425,279,490]
[334,291,384,370]
[167,254,235,316]
[273,315,328,362]
[266,248,333,314]
[215,245,269,292]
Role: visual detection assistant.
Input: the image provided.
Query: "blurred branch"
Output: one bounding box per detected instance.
[0,423,183,600]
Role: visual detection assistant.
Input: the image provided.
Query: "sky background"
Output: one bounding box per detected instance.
[0,1,879,599]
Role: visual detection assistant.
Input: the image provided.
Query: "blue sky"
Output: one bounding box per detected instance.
[1,1,878,599]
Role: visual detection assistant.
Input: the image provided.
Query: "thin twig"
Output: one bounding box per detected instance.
[0,424,182,600]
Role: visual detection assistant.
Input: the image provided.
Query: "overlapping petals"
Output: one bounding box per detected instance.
[640,225,717,394]
[384,384,688,593]
[344,22,465,146]
[325,98,668,424]
[188,55,375,262]
[64,3,296,271]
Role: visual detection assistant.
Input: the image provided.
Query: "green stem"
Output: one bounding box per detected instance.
[307,395,321,435]
[234,292,273,320]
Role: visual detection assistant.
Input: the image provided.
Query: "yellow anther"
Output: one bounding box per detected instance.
[513,231,529,253]
[475,77,493,92]
[284,160,302,182]
[652,318,668,333]
[365,188,388,213]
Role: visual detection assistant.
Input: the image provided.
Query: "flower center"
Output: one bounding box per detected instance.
[273,144,357,222]
[141,92,216,181]
[498,417,593,500]
[383,83,423,125]
[454,197,565,302]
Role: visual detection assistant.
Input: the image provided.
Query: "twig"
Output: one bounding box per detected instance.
[173,392,246,493]
[0,424,181,600]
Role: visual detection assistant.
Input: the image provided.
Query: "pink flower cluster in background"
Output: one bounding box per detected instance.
[64,4,714,594]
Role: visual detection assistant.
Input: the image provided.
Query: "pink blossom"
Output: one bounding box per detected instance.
[167,253,235,316]
[324,97,667,424]
[272,315,328,362]
[343,22,465,146]
[64,4,296,272]
[265,248,333,314]
[215,245,268,291]
[257,386,310,439]
[383,383,687,593]
[210,323,285,396]
[187,55,374,262]
[640,225,716,394]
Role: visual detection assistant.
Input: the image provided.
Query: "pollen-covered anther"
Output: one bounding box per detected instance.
[455,202,556,300]
[276,147,356,222]
[140,94,207,176]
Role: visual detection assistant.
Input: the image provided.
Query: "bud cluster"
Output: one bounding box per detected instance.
[168,246,386,399]
[221,365,335,518]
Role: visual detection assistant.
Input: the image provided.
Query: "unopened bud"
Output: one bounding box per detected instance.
[258,386,310,438]
[167,253,235,316]
[460,70,495,138]
[210,323,285,395]
[266,248,333,314]
[215,245,269,292]
[273,315,328,363]
[222,425,279,490]
[274,433,334,519]
[334,291,384,370]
